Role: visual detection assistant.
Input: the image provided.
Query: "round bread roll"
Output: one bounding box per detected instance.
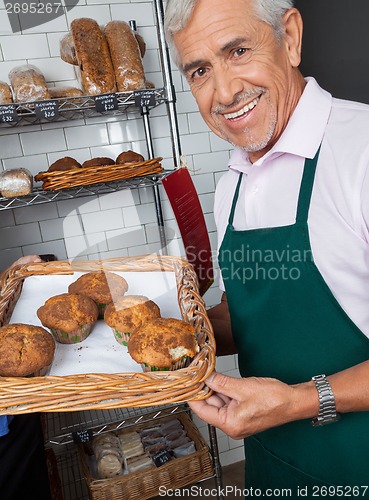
[0,323,55,377]
[37,293,98,344]
[82,157,115,168]
[48,157,82,172]
[128,318,199,371]
[0,168,33,198]
[68,271,128,318]
[116,150,144,165]
[104,295,160,345]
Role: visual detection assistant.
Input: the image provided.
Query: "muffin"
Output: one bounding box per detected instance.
[128,318,199,371]
[37,293,98,344]
[0,323,55,377]
[68,271,129,318]
[104,295,160,346]
[116,150,144,165]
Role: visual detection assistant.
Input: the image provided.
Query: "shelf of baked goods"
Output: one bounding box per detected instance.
[45,404,189,447]
[0,170,171,211]
[0,86,166,127]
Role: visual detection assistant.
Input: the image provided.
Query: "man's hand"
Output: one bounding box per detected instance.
[189,372,319,439]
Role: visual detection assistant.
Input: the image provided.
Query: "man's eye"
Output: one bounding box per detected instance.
[234,48,247,57]
[192,67,207,79]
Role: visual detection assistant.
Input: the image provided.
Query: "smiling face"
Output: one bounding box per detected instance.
[173,0,305,162]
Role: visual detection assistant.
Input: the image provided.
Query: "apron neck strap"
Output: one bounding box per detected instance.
[228,173,243,226]
[295,146,321,224]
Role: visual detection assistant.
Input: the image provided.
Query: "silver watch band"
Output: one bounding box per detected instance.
[311,374,340,426]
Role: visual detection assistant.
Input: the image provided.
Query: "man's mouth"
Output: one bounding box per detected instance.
[223,96,260,120]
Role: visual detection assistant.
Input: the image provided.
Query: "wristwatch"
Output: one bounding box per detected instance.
[311,374,340,426]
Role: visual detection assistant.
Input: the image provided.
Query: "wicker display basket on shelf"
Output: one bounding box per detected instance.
[79,411,214,500]
[0,255,215,415]
[34,157,164,190]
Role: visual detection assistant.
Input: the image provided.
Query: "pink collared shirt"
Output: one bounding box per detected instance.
[215,78,369,337]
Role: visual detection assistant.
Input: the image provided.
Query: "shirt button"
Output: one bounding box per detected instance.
[252,185,259,194]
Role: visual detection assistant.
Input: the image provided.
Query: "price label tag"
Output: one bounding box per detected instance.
[94,93,118,113]
[34,100,59,120]
[72,429,93,444]
[0,104,18,123]
[152,449,173,467]
[134,89,156,108]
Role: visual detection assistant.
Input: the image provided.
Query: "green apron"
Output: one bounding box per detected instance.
[218,147,369,496]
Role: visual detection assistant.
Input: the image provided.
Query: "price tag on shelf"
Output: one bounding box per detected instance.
[94,93,118,113]
[72,429,93,444]
[134,89,156,108]
[0,104,18,123]
[34,100,59,120]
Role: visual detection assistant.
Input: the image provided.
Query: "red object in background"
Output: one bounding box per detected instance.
[162,168,214,296]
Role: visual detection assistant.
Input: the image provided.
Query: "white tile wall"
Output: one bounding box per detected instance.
[0,0,242,467]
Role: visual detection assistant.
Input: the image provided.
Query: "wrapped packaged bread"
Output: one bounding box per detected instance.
[71,18,116,95]
[9,64,50,103]
[0,168,33,198]
[0,81,13,104]
[59,32,78,65]
[48,86,84,99]
[104,20,146,92]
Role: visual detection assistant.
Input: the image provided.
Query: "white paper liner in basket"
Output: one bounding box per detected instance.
[0,255,215,414]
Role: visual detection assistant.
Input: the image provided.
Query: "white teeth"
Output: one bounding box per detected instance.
[224,97,259,120]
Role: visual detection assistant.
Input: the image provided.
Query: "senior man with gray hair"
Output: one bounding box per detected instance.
[165,0,369,494]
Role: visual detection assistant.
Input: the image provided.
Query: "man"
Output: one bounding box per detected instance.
[0,255,52,500]
[164,0,369,493]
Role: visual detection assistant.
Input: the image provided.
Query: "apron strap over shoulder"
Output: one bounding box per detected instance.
[228,173,244,226]
[295,146,321,224]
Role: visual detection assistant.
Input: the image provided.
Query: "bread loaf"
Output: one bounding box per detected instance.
[59,32,78,65]
[9,64,50,103]
[48,157,82,172]
[82,157,115,168]
[48,86,84,99]
[71,18,116,95]
[0,168,33,198]
[0,81,13,104]
[116,150,144,165]
[104,20,146,92]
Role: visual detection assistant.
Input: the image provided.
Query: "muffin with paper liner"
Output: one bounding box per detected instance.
[127,317,199,372]
[104,294,160,346]
[68,270,128,318]
[37,293,98,344]
[0,323,55,377]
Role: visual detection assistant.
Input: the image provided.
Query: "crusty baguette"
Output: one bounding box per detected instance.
[71,18,116,95]
[104,20,146,92]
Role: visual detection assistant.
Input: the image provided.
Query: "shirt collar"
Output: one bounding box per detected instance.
[228,77,332,172]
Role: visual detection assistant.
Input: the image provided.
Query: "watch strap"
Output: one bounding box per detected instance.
[311,374,340,426]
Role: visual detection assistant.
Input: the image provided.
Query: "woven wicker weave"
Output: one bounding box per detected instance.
[34,158,163,190]
[0,255,215,414]
[79,411,214,500]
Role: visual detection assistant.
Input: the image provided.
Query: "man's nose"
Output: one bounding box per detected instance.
[213,65,244,106]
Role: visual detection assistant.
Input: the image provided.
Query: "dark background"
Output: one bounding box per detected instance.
[294,0,369,103]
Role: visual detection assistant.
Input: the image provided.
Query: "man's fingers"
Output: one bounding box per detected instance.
[205,372,244,400]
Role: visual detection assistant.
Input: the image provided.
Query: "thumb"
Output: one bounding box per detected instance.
[205,371,244,401]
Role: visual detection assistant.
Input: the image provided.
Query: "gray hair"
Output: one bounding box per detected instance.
[164,0,295,68]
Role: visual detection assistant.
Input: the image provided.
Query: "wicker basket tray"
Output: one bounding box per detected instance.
[0,255,215,414]
[34,158,164,191]
[79,411,214,500]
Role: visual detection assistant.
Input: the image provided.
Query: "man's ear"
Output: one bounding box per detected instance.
[283,8,303,67]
